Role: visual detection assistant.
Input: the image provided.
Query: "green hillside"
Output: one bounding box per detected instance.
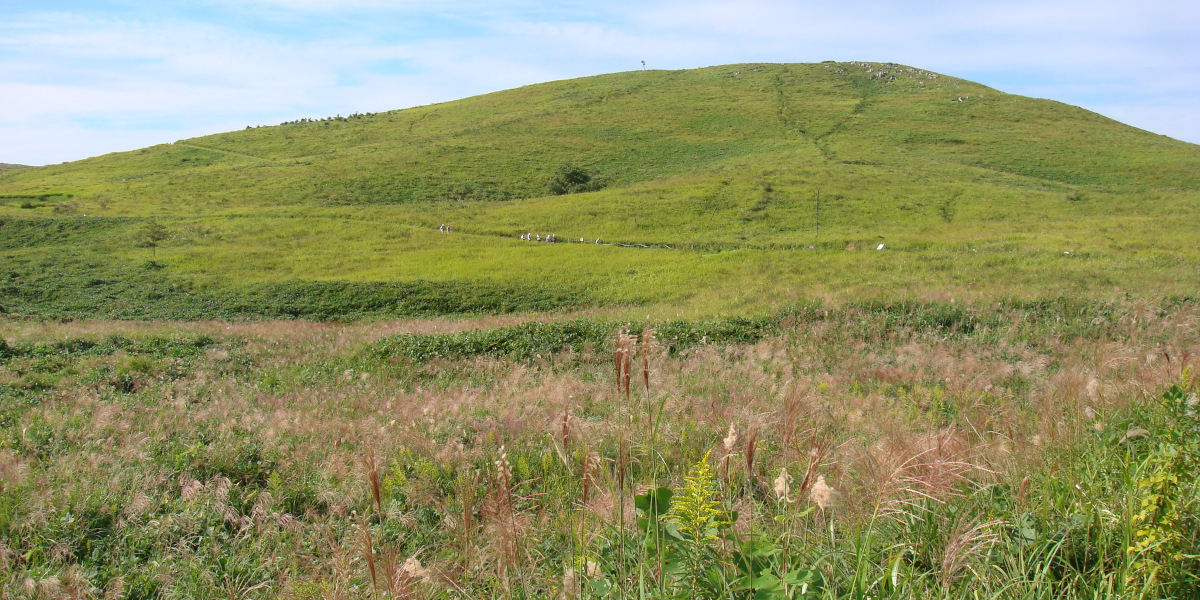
[2,62,1199,319]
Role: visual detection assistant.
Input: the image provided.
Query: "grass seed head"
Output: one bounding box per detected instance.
[640,327,656,392]
[365,448,384,517]
[810,474,837,511]
[774,467,793,503]
[402,556,431,582]
[723,423,738,454]
[581,450,601,503]
[940,517,1004,588]
[745,427,759,478]
[559,408,571,451]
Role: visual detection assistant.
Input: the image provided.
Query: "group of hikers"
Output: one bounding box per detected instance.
[520,233,608,244]
[520,232,563,242]
[438,224,589,244]
[436,224,614,246]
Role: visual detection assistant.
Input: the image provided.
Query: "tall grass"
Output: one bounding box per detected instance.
[1,301,1198,598]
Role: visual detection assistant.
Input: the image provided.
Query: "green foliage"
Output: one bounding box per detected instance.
[668,452,731,544]
[1126,375,1200,593]
[369,316,788,363]
[548,165,603,195]
[365,299,1200,364]
[625,455,820,600]
[730,538,823,600]
[137,219,169,255]
[0,216,137,250]
[2,334,220,360]
[232,279,583,319]
[370,320,613,362]
[0,334,224,420]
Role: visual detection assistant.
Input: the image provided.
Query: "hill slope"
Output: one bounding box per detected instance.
[2,62,1199,319]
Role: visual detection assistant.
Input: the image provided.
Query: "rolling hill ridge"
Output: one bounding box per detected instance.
[1,62,1198,319]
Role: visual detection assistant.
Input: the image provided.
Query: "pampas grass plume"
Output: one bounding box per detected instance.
[809,475,837,511]
[773,468,793,503]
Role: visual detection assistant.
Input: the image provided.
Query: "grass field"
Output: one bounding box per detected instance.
[2,62,1200,599]
[2,62,1199,319]
[2,301,1198,598]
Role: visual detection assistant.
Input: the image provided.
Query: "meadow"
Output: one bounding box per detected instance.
[2,62,1200,599]
[2,300,1199,599]
[2,62,1199,319]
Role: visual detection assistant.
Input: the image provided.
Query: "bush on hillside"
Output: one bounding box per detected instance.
[548,165,603,195]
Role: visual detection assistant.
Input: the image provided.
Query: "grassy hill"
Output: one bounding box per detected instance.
[4,62,1200,600]
[2,62,1199,319]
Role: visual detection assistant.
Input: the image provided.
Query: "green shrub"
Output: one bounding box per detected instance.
[548,165,603,195]
[371,320,614,362]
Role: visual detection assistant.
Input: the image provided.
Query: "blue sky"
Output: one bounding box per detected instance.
[3,0,1198,165]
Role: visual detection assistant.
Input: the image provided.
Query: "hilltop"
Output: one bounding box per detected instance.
[0,163,28,173]
[1,62,1199,319]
